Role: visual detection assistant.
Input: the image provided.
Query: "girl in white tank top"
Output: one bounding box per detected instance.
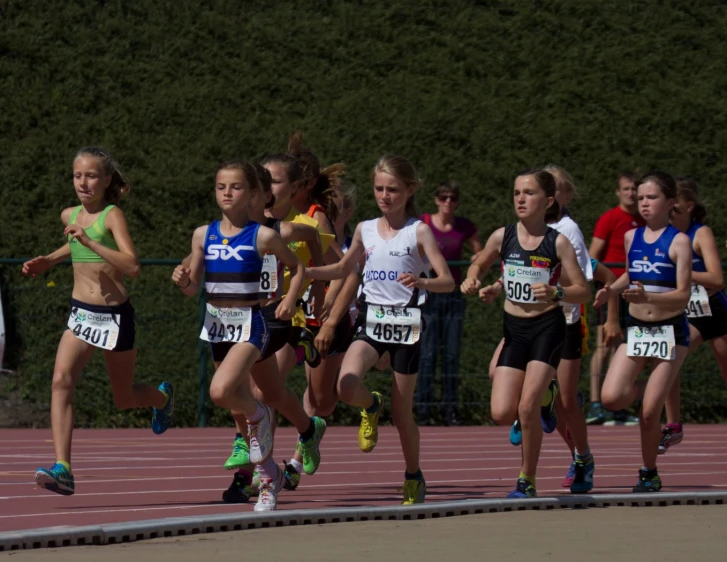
[305,154,454,506]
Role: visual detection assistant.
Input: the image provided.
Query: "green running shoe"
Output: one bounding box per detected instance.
[299,417,326,475]
[224,436,251,470]
[401,478,426,505]
[359,392,384,453]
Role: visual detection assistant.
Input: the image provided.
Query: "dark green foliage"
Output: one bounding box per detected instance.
[1,0,727,426]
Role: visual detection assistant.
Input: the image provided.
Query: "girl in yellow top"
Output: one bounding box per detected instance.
[22,147,173,496]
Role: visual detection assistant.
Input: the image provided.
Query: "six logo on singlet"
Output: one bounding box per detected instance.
[206,244,249,260]
[629,260,673,274]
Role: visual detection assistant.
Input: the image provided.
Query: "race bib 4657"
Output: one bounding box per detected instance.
[365,305,421,345]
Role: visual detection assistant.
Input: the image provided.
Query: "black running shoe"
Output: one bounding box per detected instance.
[222,472,254,503]
[632,468,662,493]
[299,327,321,368]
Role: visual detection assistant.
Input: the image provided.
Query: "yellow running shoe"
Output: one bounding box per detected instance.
[401,478,426,505]
[358,391,383,453]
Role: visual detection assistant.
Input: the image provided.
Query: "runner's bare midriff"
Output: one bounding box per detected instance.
[71,263,128,306]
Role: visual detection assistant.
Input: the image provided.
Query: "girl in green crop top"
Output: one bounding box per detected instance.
[22,147,173,497]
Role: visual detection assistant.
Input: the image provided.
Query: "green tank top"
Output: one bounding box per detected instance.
[68,205,119,262]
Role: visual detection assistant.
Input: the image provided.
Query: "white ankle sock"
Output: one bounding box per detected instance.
[289,459,303,474]
[256,457,278,480]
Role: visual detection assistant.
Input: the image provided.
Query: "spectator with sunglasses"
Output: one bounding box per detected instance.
[417,181,482,425]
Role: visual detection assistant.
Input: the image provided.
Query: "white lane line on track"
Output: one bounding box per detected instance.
[1,473,726,519]
[1,448,724,468]
[4,442,723,460]
[2,452,725,474]
[2,468,725,498]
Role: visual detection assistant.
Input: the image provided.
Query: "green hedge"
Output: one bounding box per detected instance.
[2,0,727,426]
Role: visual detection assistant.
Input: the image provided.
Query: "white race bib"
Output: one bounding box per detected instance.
[200,304,252,343]
[301,284,316,321]
[560,301,580,325]
[627,325,676,360]
[503,265,551,303]
[67,306,120,350]
[259,255,278,293]
[685,284,711,318]
[365,305,421,345]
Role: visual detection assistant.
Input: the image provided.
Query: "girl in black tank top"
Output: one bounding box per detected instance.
[461,168,590,500]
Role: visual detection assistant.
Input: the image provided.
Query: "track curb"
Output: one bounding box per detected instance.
[1,491,725,551]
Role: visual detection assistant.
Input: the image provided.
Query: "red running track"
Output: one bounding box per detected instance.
[1,424,726,533]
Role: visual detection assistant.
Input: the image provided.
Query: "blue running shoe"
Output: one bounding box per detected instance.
[541,380,558,434]
[586,402,607,425]
[570,456,595,494]
[35,463,75,496]
[509,420,522,446]
[562,461,576,488]
[152,381,174,435]
[507,477,536,498]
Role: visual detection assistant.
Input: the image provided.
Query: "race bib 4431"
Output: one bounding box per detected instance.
[67,306,120,350]
[200,304,252,343]
[365,305,421,345]
[627,325,676,360]
[685,284,711,318]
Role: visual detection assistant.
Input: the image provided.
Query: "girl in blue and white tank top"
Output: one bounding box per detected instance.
[172,160,306,511]
[660,180,727,454]
[594,171,692,493]
[305,154,455,506]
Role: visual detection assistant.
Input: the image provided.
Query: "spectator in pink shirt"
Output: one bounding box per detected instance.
[417,181,482,425]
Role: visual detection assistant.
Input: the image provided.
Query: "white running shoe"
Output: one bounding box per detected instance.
[254,469,284,512]
[248,404,274,464]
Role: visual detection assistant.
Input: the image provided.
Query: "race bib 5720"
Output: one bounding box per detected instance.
[627,325,676,360]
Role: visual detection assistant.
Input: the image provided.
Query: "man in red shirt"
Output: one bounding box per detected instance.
[587,172,645,425]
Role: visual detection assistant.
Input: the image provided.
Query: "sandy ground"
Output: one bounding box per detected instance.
[5,505,727,561]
